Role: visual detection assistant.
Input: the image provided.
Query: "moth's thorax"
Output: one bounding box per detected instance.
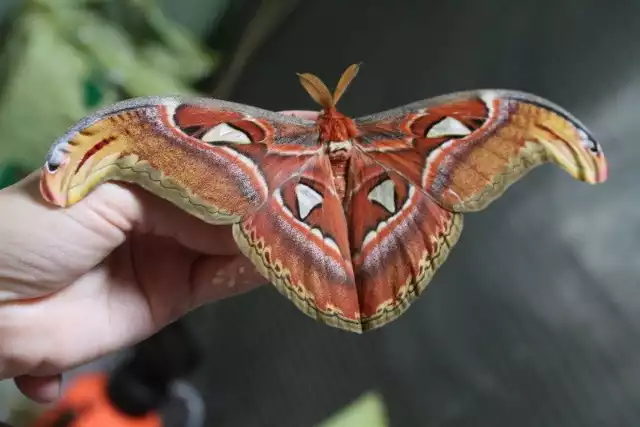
[327,140,353,154]
[317,107,358,145]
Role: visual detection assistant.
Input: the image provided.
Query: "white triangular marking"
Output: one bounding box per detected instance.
[201,123,251,144]
[426,117,472,138]
[295,183,323,220]
[368,179,396,213]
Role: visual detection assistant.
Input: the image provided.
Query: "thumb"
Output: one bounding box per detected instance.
[36,169,244,257]
[0,172,139,300]
[14,374,62,404]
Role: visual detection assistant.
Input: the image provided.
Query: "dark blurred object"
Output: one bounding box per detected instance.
[30,320,204,427]
[183,0,640,426]
[107,320,202,418]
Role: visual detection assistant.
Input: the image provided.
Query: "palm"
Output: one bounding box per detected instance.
[118,231,261,327]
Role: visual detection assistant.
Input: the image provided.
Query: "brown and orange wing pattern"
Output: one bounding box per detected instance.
[340,89,608,330]
[39,87,609,334]
[344,153,463,331]
[354,90,608,212]
[233,154,360,329]
[41,97,321,223]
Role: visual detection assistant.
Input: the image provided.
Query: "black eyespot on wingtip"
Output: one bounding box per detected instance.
[584,137,601,154]
[577,128,600,155]
[45,160,60,173]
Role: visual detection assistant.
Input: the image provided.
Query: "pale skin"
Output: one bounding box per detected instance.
[0,110,318,403]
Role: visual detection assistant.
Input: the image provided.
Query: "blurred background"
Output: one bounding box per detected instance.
[0,0,638,426]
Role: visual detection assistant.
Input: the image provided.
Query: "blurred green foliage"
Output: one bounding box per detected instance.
[316,392,389,427]
[0,0,225,187]
[0,162,29,189]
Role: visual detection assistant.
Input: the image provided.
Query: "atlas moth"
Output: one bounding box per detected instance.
[40,64,608,333]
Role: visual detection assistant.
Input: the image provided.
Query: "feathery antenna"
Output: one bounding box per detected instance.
[297,63,361,108]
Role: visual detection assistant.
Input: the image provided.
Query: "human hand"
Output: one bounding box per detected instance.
[0,110,318,403]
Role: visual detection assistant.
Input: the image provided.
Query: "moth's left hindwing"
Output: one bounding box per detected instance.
[233,154,361,330]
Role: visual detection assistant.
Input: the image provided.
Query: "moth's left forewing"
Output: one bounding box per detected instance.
[40,96,320,224]
[354,90,607,213]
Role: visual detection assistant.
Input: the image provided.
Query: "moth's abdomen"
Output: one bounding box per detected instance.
[326,141,353,202]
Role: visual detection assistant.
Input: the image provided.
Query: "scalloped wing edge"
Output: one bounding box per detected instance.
[233,210,464,333]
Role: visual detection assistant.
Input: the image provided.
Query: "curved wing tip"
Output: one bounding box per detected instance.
[595,157,609,183]
[39,168,67,206]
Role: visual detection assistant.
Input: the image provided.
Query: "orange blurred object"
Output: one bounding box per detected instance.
[31,373,162,427]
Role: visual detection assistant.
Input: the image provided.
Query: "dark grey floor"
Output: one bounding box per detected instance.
[186,1,640,426]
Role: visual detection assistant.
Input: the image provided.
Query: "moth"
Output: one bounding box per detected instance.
[40,64,608,333]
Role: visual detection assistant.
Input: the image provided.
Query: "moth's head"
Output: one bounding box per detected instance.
[521,97,608,184]
[297,64,361,142]
[41,112,128,207]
